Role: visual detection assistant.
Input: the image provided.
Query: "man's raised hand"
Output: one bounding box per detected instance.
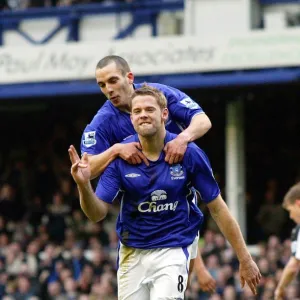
[68,145,90,185]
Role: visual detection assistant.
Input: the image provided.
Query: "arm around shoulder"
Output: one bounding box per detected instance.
[179,113,212,143]
[88,143,121,179]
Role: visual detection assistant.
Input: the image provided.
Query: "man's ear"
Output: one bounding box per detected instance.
[162,108,169,123]
[127,72,134,84]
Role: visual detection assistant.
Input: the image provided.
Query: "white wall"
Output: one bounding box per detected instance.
[184,0,254,38]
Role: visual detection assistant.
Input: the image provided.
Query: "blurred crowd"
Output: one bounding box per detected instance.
[0,206,299,300]
[189,232,300,300]
[0,212,119,300]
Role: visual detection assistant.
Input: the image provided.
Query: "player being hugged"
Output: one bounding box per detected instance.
[81,55,215,292]
[69,85,261,300]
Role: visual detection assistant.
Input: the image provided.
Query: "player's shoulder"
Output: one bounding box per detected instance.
[95,101,118,118]
[184,142,208,166]
[119,131,178,145]
[120,134,137,144]
[186,141,203,154]
[164,131,203,156]
[103,156,122,173]
[135,82,183,97]
[165,131,178,143]
[135,82,165,90]
[88,101,119,127]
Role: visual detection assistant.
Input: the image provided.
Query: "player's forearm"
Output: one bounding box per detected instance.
[213,212,250,262]
[179,113,212,142]
[277,258,299,291]
[77,181,108,223]
[208,198,251,263]
[88,144,120,179]
[194,248,207,272]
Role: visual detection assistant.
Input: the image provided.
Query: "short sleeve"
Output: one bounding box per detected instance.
[81,124,112,155]
[95,160,121,204]
[184,145,220,203]
[163,85,204,127]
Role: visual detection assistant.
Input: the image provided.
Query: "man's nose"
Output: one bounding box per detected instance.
[107,85,114,93]
[140,110,148,118]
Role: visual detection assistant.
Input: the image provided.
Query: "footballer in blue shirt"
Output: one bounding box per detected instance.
[71,85,261,299]
[81,55,215,292]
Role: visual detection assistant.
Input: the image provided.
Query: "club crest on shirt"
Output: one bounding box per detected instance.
[170,164,185,180]
[83,131,96,147]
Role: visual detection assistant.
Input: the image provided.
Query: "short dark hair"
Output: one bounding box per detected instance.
[131,84,167,110]
[282,182,300,209]
[96,55,131,76]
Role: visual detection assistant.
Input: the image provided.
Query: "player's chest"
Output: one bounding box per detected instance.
[121,163,189,193]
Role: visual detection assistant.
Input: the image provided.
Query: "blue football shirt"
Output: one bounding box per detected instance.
[95,132,220,249]
[81,82,204,155]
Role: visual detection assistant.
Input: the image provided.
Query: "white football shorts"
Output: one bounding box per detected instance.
[117,242,193,300]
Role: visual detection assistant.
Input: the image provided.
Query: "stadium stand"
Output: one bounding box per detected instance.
[1,0,133,11]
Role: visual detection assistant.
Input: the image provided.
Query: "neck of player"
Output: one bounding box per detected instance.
[139,128,166,161]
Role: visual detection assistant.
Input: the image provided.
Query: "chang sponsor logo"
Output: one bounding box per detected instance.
[138,190,178,213]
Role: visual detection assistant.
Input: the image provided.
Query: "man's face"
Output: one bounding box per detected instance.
[286,200,300,224]
[130,95,168,137]
[95,62,134,110]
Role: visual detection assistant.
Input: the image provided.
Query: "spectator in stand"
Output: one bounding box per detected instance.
[256,189,287,240]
